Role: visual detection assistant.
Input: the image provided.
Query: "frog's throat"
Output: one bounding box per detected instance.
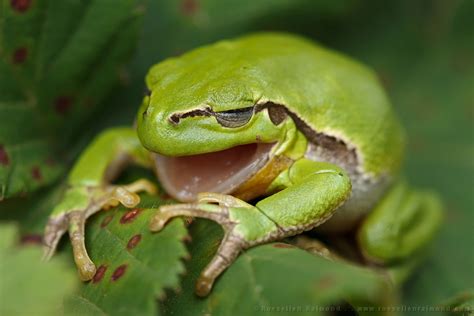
[153,143,276,202]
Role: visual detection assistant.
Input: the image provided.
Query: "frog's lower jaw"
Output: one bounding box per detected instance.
[153,142,275,202]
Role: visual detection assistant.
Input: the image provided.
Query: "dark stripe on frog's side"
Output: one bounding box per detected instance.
[255,102,391,231]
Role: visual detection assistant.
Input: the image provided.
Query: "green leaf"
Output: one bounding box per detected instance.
[0,0,146,199]
[63,195,189,316]
[0,223,78,316]
[162,221,393,316]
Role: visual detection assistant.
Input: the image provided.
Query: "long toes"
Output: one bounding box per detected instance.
[124,179,158,195]
[195,275,214,297]
[77,261,97,281]
[149,204,194,232]
[42,216,68,261]
[149,210,170,232]
[194,233,244,296]
[68,211,96,281]
[112,187,140,208]
[196,192,250,208]
[150,203,231,233]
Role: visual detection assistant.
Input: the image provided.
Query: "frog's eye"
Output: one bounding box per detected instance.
[214,107,254,128]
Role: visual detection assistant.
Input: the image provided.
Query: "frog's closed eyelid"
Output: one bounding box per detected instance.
[168,106,255,127]
[214,106,254,128]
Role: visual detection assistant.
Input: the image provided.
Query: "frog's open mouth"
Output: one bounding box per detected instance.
[153,143,274,202]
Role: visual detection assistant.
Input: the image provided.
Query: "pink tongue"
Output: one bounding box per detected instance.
[154,143,273,201]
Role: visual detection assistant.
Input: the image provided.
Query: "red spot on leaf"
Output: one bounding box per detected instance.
[120,208,141,224]
[12,47,28,64]
[92,265,107,283]
[273,243,294,248]
[0,145,9,165]
[10,0,31,12]
[180,0,198,16]
[20,234,43,245]
[127,234,142,250]
[54,96,73,115]
[31,166,42,181]
[100,215,114,228]
[111,264,127,281]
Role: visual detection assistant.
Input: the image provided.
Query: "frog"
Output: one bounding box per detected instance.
[43,32,442,297]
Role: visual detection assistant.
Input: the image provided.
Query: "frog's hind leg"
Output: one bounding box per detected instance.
[357,181,443,285]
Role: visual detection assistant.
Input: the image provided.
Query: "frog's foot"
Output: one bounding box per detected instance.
[293,236,340,261]
[150,193,279,297]
[43,179,157,281]
[357,181,442,285]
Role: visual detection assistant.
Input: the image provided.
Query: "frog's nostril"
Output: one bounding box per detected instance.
[142,106,151,119]
[142,94,152,119]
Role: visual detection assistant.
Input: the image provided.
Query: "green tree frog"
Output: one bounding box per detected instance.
[43,33,442,297]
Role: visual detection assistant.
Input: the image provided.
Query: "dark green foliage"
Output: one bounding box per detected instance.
[0,0,145,198]
[0,223,77,316]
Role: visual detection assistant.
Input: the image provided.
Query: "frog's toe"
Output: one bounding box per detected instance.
[43,209,97,281]
[196,192,250,208]
[43,215,69,261]
[105,186,140,208]
[122,178,158,196]
[195,232,245,297]
[149,202,233,232]
[68,211,97,281]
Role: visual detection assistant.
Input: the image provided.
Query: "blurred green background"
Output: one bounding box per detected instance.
[1,0,472,315]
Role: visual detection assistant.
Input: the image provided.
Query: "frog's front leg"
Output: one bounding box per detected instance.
[43,127,156,280]
[357,181,443,285]
[150,159,351,296]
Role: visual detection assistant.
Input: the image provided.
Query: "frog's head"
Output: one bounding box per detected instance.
[136,51,291,202]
